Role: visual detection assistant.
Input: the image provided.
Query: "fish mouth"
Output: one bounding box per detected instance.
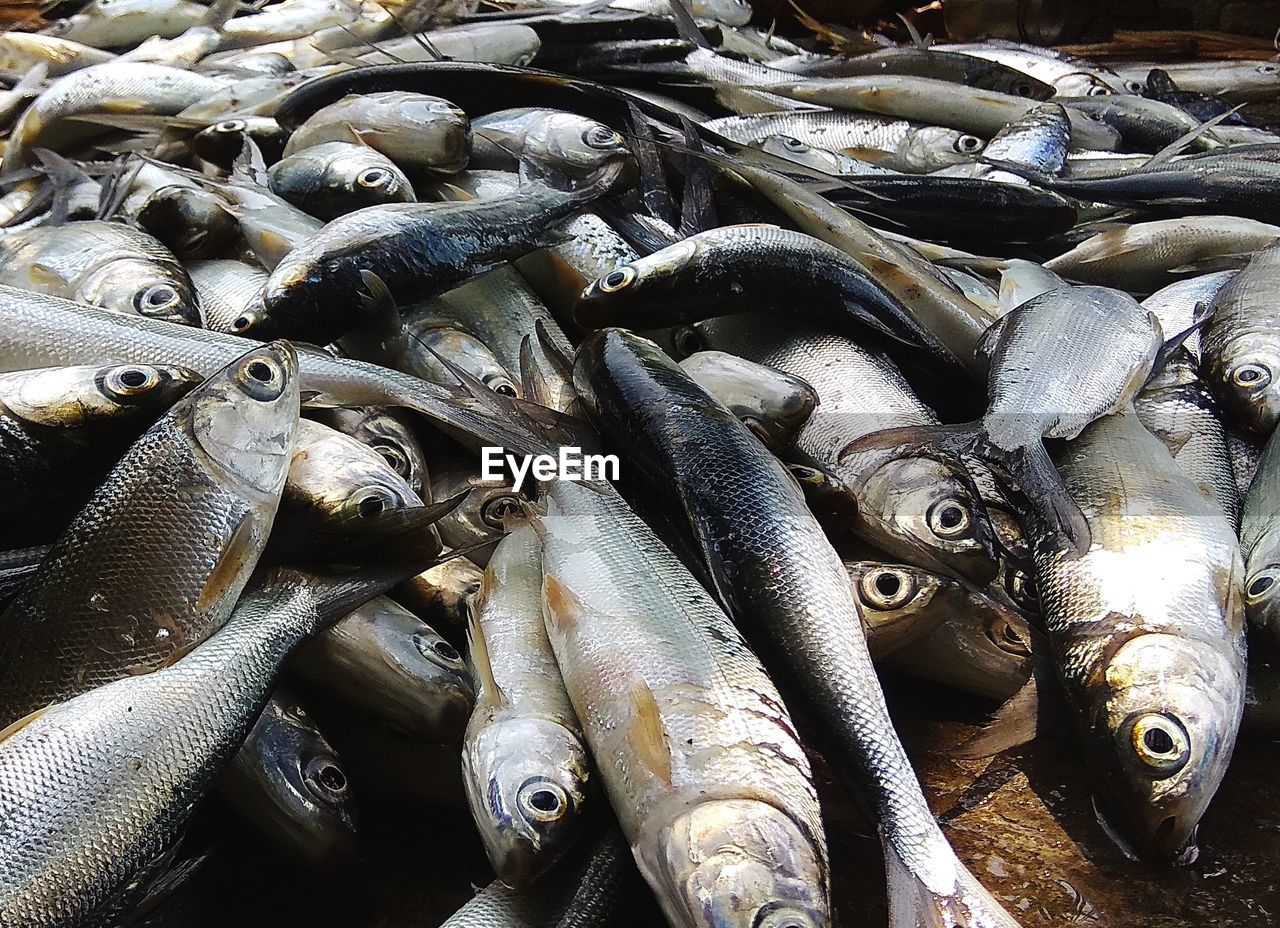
[1093,796,1199,865]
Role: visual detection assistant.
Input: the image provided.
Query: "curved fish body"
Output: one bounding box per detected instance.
[399,317,522,398]
[221,687,357,870]
[0,220,201,326]
[931,41,1128,96]
[0,33,115,76]
[290,595,475,743]
[268,141,416,221]
[933,101,1070,183]
[471,108,633,187]
[540,478,830,928]
[282,91,471,173]
[1143,271,1236,361]
[678,350,816,453]
[1059,93,1217,152]
[188,259,270,335]
[0,342,299,727]
[0,563,412,928]
[1240,426,1280,642]
[219,0,364,48]
[309,406,428,498]
[1202,238,1280,436]
[352,24,542,68]
[117,161,238,259]
[2,62,224,172]
[243,180,613,344]
[693,315,1000,583]
[42,0,210,49]
[767,46,1054,98]
[703,111,984,173]
[1045,217,1279,294]
[464,524,591,886]
[1113,60,1280,103]
[1039,412,1244,864]
[1136,349,1240,529]
[573,329,1016,928]
[0,363,201,517]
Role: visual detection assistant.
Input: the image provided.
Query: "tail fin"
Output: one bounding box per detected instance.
[975,437,1090,557]
[883,836,1021,928]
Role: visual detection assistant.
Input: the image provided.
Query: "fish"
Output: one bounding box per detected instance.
[187,259,270,334]
[400,316,523,398]
[463,523,591,885]
[0,558,429,928]
[0,220,202,326]
[539,478,831,928]
[394,553,485,628]
[1113,59,1280,103]
[220,687,357,870]
[678,349,816,452]
[42,0,213,50]
[308,406,428,498]
[112,160,239,259]
[282,90,471,173]
[0,33,115,77]
[0,362,201,519]
[690,315,1000,583]
[847,560,954,658]
[845,285,1164,554]
[0,341,299,727]
[471,107,635,188]
[268,140,416,220]
[289,595,476,742]
[1201,237,1280,435]
[1240,425,1280,642]
[1035,411,1245,863]
[351,23,543,68]
[932,40,1131,96]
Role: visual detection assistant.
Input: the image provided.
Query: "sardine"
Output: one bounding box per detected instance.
[268,140,416,220]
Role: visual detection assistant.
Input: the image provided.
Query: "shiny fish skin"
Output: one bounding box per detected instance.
[0,563,412,928]
[1143,271,1236,361]
[42,0,211,49]
[1240,426,1280,642]
[188,259,270,334]
[0,342,299,728]
[540,479,830,928]
[268,141,416,221]
[309,406,428,498]
[220,687,357,871]
[464,524,591,886]
[0,220,201,327]
[1037,411,1245,862]
[574,329,1017,928]
[0,33,115,76]
[1202,238,1280,436]
[678,349,817,453]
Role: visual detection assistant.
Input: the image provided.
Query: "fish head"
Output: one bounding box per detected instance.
[574,236,701,329]
[286,420,423,525]
[678,350,817,453]
[342,409,429,497]
[1244,557,1280,640]
[1206,331,1280,436]
[850,454,1000,585]
[523,113,635,192]
[366,606,475,740]
[77,258,202,327]
[461,716,590,886]
[760,136,849,174]
[1091,632,1244,863]
[846,561,947,657]
[373,92,471,174]
[0,363,201,428]
[900,126,985,172]
[639,799,828,928]
[189,340,300,497]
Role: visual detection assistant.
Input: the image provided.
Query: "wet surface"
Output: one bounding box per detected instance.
[142,671,1280,928]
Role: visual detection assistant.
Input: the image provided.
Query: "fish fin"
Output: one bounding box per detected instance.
[677,115,717,237]
[666,0,711,49]
[466,610,509,712]
[203,0,238,28]
[975,312,1013,361]
[1070,228,1143,263]
[26,260,67,288]
[1166,254,1253,274]
[116,850,212,926]
[627,677,673,788]
[542,574,582,633]
[196,513,255,614]
[334,270,406,367]
[0,704,50,743]
[954,629,1061,758]
[592,200,679,255]
[1146,302,1213,385]
[97,157,146,220]
[31,149,89,225]
[838,421,980,468]
[882,834,1019,928]
[625,102,678,229]
[1142,104,1245,168]
[230,137,270,187]
[896,11,927,49]
[977,437,1091,558]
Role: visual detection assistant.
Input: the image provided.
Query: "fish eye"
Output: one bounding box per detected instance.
[481,495,523,530]
[1259,64,1279,74]
[234,355,285,400]
[48,18,70,33]
[1013,81,1035,97]
[781,136,807,151]
[134,284,181,317]
[597,266,636,293]
[516,777,569,823]
[1003,566,1040,612]
[483,375,519,398]
[1087,84,1112,96]
[103,365,161,397]
[303,756,349,803]
[953,134,984,154]
[349,485,400,519]
[1125,80,1144,93]
[1231,363,1272,389]
[373,443,410,478]
[753,904,817,928]
[1124,713,1190,778]
[672,326,705,358]
[1246,567,1280,601]
[582,125,623,150]
[412,631,464,666]
[857,567,916,610]
[216,119,246,133]
[927,499,972,539]
[984,615,1032,657]
[357,167,394,189]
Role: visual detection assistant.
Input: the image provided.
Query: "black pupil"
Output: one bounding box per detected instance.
[120,369,148,388]
[606,272,627,287]
[874,573,901,598]
[247,361,273,383]
[433,640,460,662]
[1144,728,1175,755]
[363,170,386,184]
[316,764,347,792]
[495,384,517,397]
[529,789,560,813]
[358,495,386,518]
[376,447,405,472]
[939,505,964,529]
[1251,576,1275,596]
[233,316,252,331]
[146,288,174,307]
[1240,368,1262,383]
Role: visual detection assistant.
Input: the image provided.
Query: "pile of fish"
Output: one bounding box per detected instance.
[1,0,1280,925]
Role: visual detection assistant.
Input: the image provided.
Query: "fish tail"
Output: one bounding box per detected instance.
[973,436,1091,557]
[883,836,1020,928]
